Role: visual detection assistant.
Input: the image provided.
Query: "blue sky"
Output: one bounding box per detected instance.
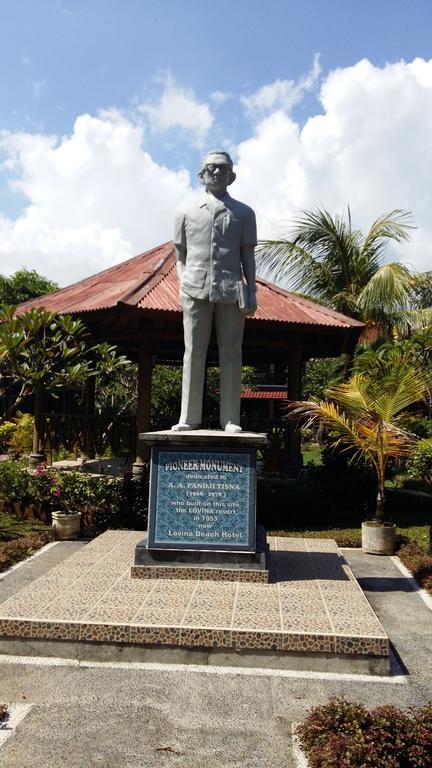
[1,0,432,284]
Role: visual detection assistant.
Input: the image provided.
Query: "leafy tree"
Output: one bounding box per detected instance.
[0,269,58,305]
[302,357,343,401]
[288,356,427,523]
[95,363,138,419]
[256,207,427,337]
[414,271,432,309]
[0,306,127,455]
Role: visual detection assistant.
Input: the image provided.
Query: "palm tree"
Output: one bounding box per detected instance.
[257,207,422,338]
[287,355,427,523]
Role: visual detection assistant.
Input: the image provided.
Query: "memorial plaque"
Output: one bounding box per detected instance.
[147,445,256,552]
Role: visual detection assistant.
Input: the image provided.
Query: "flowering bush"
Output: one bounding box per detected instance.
[295,697,432,768]
[0,460,149,535]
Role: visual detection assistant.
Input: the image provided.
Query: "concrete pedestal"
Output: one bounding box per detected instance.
[135,430,268,582]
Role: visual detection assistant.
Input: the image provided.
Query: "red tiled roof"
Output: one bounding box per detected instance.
[17,242,364,330]
[241,388,288,399]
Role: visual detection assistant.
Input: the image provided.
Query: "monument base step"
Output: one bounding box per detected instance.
[0,531,390,673]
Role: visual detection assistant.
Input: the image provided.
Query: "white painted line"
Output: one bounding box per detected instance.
[0,652,406,684]
[292,725,309,768]
[0,703,32,747]
[0,541,60,580]
[391,556,432,612]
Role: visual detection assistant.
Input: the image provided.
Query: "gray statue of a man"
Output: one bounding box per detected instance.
[172,150,257,434]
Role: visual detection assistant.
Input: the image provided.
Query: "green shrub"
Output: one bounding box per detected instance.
[396,539,432,594]
[0,421,17,453]
[295,697,432,768]
[257,448,376,530]
[8,414,34,457]
[407,439,432,485]
[403,415,432,439]
[0,530,55,573]
[0,460,32,503]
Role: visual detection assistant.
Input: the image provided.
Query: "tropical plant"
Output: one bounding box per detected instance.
[256,207,430,337]
[287,357,427,523]
[354,332,432,416]
[0,307,127,456]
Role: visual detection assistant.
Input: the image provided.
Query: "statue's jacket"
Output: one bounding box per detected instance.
[174,192,257,303]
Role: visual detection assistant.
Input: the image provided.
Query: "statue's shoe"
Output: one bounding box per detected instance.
[224,422,242,434]
[171,422,200,432]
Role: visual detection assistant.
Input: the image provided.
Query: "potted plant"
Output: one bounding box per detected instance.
[33,464,82,540]
[287,354,426,555]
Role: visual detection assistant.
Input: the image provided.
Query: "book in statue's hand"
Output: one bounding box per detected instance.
[236,281,250,314]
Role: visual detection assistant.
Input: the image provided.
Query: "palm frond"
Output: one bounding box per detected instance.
[397,308,432,333]
[360,210,415,266]
[358,263,417,318]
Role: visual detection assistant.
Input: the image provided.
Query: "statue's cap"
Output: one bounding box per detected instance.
[200,150,233,171]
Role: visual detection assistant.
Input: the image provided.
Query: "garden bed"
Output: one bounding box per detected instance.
[0,511,55,573]
[293,697,432,768]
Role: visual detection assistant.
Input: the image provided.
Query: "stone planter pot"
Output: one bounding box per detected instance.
[362,521,396,555]
[52,511,82,540]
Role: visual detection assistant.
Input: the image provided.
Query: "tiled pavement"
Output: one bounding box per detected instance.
[0,530,388,658]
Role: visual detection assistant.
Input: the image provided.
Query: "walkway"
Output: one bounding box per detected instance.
[0,542,430,767]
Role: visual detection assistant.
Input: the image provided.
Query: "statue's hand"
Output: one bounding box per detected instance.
[246,290,257,316]
[176,261,185,282]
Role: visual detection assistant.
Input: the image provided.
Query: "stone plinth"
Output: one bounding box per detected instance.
[135,430,268,582]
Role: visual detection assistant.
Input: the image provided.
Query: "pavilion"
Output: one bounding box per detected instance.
[18,241,364,472]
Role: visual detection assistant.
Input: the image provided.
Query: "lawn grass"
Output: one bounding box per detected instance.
[0,511,50,543]
[301,444,323,465]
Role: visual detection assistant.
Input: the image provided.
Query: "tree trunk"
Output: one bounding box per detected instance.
[375,492,386,524]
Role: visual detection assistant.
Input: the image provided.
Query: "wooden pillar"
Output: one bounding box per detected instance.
[132,341,152,476]
[29,385,47,468]
[82,376,96,460]
[285,347,302,474]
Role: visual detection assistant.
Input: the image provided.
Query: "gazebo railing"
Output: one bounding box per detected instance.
[40,413,136,458]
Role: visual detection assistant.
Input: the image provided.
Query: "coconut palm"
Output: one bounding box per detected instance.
[257,207,424,337]
[287,356,427,523]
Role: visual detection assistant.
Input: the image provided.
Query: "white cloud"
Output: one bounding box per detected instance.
[234,57,432,273]
[139,74,213,148]
[0,110,191,285]
[2,59,432,289]
[32,80,47,99]
[210,90,233,106]
[242,54,321,116]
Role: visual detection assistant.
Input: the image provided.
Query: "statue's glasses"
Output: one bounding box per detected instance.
[204,163,231,174]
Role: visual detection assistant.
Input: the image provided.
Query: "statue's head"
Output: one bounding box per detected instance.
[198,149,236,193]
